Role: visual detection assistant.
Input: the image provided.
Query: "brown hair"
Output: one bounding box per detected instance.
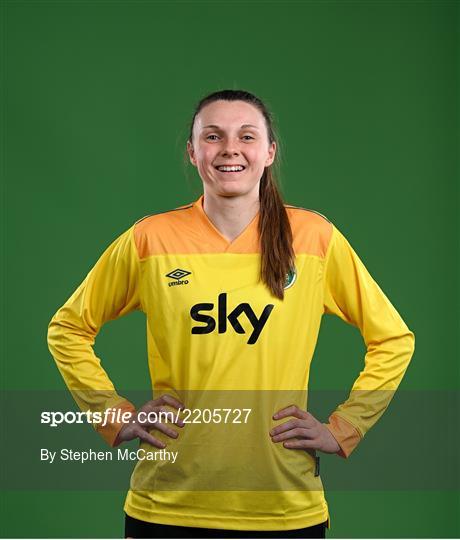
[185,89,294,300]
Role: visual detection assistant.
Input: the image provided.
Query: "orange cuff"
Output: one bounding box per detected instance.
[324,413,362,458]
[95,400,136,447]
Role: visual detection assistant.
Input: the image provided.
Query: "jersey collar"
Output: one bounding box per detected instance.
[192,194,260,253]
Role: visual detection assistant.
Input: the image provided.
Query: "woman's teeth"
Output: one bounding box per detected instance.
[216,166,244,172]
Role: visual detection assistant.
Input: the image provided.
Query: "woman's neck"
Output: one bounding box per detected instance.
[202,189,260,243]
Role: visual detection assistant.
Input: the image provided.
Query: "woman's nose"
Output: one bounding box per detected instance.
[222,144,239,156]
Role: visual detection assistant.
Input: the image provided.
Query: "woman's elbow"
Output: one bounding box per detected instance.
[47,311,62,357]
[406,327,415,356]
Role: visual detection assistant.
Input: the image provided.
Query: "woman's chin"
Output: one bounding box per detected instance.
[212,180,260,198]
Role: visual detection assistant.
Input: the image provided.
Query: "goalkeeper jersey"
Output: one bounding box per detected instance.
[47,194,415,531]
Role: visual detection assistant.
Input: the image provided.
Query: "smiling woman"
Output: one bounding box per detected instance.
[47,89,415,539]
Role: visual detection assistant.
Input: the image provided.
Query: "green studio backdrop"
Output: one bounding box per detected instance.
[2,0,459,538]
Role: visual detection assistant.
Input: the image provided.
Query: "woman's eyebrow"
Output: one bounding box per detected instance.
[201,124,260,130]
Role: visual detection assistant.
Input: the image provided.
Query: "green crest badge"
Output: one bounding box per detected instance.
[284,267,297,290]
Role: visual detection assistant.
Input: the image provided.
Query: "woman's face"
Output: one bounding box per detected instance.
[187,100,276,199]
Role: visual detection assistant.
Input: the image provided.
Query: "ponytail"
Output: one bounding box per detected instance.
[259,168,295,300]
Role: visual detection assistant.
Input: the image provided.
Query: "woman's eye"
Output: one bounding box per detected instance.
[205,134,254,142]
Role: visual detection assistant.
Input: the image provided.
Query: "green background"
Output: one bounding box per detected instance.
[2,0,458,537]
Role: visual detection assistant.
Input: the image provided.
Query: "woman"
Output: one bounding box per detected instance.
[47,89,415,538]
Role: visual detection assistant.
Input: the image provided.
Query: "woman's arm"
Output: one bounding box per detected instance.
[47,225,141,447]
[322,224,416,458]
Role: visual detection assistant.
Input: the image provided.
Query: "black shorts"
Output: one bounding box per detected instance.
[125,513,327,538]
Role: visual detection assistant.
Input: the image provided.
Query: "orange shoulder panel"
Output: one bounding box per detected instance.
[134,204,197,259]
[285,206,333,258]
[134,202,333,259]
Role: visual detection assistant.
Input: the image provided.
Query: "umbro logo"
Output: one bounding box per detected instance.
[166,268,191,287]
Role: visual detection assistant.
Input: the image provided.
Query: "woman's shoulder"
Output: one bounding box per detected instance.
[284,203,334,258]
[134,201,194,227]
[131,201,197,259]
[284,203,331,224]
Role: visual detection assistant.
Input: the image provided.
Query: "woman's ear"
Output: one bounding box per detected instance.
[265,141,277,167]
[186,141,197,167]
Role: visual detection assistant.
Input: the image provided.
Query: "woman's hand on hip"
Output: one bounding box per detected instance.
[115,394,185,448]
[270,405,341,454]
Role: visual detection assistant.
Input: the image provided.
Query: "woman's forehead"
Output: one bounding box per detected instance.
[195,100,264,129]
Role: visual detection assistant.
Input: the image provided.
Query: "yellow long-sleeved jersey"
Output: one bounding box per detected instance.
[47,195,415,531]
